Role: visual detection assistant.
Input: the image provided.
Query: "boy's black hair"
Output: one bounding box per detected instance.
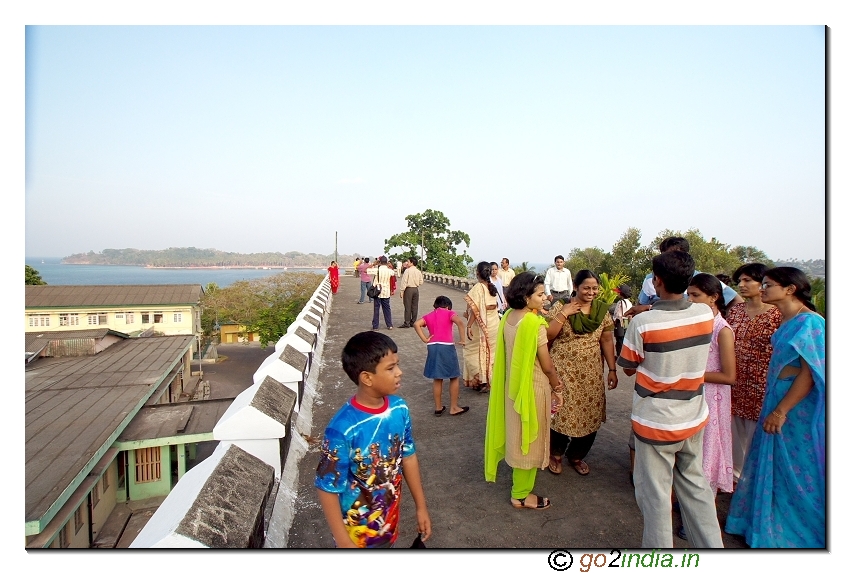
[341,331,398,384]
[652,250,695,295]
[505,271,545,309]
[433,295,453,309]
[408,256,418,266]
[659,236,690,253]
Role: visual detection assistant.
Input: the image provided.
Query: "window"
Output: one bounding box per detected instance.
[91,479,100,507]
[102,469,109,493]
[74,504,84,533]
[115,313,124,319]
[28,314,50,327]
[58,522,69,548]
[153,312,164,324]
[173,312,183,323]
[59,313,79,326]
[87,313,108,325]
[135,447,162,483]
[141,313,150,324]
[126,312,135,324]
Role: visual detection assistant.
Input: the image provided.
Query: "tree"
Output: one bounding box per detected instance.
[200,272,322,347]
[384,209,473,276]
[731,246,774,266]
[512,262,537,275]
[25,265,47,285]
[565,247,611,276]
[608,228,654,288]
[652,229,742,276]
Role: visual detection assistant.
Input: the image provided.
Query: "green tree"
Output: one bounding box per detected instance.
[652,229,742,276]
[564,247,611,276]
[731,246,774,266]
[512,262,537,275]
[25,265,47,285]
[384,209,473,276]
[810,276,825,316]
[608,227,654,288]
[200,272,322,347]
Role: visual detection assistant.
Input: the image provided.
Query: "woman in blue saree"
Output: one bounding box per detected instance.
[725,267,825,547]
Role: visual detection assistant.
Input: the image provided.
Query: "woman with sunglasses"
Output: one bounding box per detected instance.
[725,267,825,547]
[725,264,782,486]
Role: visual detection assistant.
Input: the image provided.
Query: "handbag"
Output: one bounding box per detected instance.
[410,533,427,548]
[366,266,382,299]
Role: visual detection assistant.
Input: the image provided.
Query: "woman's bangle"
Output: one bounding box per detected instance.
[770,410,786,420]
[551,385,563,392]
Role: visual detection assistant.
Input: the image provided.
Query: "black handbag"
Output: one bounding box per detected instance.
[410,533,427,548]
[366,266,382,299]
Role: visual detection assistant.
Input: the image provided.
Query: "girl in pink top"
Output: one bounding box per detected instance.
[687,274,737,496]
[414,296,469,417]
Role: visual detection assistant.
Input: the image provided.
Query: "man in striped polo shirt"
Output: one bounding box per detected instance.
[617,250,723,548]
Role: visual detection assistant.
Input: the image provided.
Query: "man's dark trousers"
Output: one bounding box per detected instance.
[402,287,420,327]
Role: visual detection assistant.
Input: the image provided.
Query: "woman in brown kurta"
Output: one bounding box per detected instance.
[545,269,618,476]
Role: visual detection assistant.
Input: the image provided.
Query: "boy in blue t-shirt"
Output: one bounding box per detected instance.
[315,331,431,548]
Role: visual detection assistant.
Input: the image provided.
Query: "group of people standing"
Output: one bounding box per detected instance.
[352,255,425,331]
[480,240,824,549]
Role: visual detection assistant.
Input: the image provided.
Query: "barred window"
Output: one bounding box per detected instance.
[173,312,183,323]
[74,504,84,533]
[135,447,161,483]
[126,312,135,324]
[59,313,79,326]
[29,314,50,327]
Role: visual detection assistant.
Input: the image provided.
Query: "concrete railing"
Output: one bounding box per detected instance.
[422,271,474,291]
[130,276,333,548]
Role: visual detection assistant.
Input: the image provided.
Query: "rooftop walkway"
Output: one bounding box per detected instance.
[285,275,746,549]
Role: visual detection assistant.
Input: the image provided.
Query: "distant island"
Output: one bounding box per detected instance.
[62,247,357,268]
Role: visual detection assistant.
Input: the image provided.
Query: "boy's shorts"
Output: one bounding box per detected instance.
[628,429,635,451]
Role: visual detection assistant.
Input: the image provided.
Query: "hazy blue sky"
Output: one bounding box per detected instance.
[23,23,826,262]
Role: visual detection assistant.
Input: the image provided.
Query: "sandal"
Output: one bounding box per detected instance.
[548,455,563,475]
[434,406,446,417]
[510,493,551,510]
[569,459,590,476]
[477,383,491,394]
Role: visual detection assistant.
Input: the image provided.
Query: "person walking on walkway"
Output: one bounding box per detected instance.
[367,256,394,330]
[463,262,500,393]
[414,295,469,416]
[357,258,372,304]
[328,261,340,295]
[399,256,424,328]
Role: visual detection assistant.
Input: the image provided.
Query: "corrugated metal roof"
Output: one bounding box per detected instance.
[25,284,203,309]
[25,335,195,527]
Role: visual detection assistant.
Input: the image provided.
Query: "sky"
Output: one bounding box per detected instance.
[19,10,830,264]
[6,1,846,569]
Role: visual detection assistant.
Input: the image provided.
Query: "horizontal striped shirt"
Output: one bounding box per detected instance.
[617,298,713,445]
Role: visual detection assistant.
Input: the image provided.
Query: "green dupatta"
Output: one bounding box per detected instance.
[484,308,548,482]
[567,297,610,334]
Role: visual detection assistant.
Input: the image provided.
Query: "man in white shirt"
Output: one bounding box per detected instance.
[398,256,424,328]
[498,257,516,286]
[544,255,573,304]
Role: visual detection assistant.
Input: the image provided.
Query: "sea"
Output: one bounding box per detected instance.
[26,257,326,288]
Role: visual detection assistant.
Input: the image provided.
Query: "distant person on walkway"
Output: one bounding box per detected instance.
[328,261,340,295]
[725,263,781,484]
[314,331,431,548]
[544,270,617,478]
[367,256,394,330]
[490,262,507,313]
[611,284,633,357]
[544,255,573,306]
[725,267,825,548]
[626,237,743,318]
[484,272,563,511]
[463,261,500,393]
[617,250,724,548]
[386,258,398,296]
[414,296,469,416]
[498,258,516,287]
[399,256,424,328]
[357,258,372,304]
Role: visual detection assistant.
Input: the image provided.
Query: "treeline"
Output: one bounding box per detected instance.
[62,248,351,268]
[775,259,825,278]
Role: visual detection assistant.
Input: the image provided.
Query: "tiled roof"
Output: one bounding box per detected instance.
[25,335,195,529]
[25,284,204,309]
[24,330,128,354]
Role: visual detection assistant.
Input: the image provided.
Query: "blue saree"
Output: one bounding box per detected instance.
[725,312,825,547]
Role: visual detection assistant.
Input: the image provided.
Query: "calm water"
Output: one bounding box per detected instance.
[26,258,326,288]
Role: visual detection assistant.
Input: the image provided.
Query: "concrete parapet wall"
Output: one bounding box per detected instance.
[423,272,473,291]
[130,274,333,548]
